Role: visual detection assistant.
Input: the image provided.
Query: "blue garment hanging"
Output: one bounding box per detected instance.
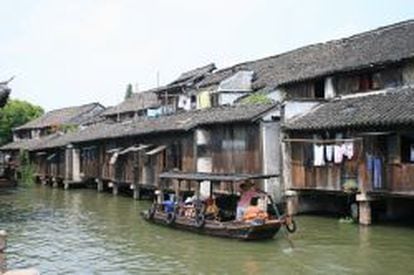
[373,157,382,189]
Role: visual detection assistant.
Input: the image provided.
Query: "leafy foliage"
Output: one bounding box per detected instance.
[125,83,133,100]
[0,99,44,145]
[240,92,273,105]
[17,149,35,186]
[57,124,79,133]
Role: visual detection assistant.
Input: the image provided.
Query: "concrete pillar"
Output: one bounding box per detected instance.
[65,147,72,181]
[285,190,299,216]
[133,184,141,200]
[357,193,373,225]
[96,178,104,192]
[64,181,70,190]
[72,149,81,182]
[359,201,372,225]
[0,230,7,252]
[41,178,47,185]
[261,121,281,202]
[112,183,118,196]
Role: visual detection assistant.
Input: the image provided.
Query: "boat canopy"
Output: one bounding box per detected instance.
[159,171,279,183]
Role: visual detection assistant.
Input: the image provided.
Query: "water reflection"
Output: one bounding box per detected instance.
[0,186,413,274]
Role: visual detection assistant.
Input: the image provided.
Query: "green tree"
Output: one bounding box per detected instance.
[0,99,44,145]
[125,83,133,100]
[240,92,273,105]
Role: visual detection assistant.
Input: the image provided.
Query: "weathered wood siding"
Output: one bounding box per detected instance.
[80,146,100,179]
[289,132,414,195]
[47,151,62,178]
[206,123,261,174]
[289,135,362,191]
[34,154,47,177]
[80,132,194,188]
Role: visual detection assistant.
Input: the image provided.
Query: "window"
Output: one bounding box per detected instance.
[358,73,374,91]
[356,67,402,93]
[190,95,197,109]
[401,135,414,163]
[197,144,209,157]
[314,79,325,98]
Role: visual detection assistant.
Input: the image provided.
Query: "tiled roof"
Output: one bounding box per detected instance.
[70,103,276,144]
[14,103,105,130]
[101,91,159,116]
[199,20,414,91]
[3,104,277,151]
[102,64,216,116]
[168,63,216,86]
[284,87,414,131]
[1,133,63,151]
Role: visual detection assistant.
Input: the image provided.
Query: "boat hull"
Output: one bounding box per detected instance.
[141,211,282,241]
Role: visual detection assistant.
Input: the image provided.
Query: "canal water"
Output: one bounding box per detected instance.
[0,186,414,274]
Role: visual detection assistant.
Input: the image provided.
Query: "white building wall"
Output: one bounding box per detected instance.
[195,129,212,198]
[283,101,320,121]
[218,93,246,106]
[267,89,286,103]
[261,121,282,202]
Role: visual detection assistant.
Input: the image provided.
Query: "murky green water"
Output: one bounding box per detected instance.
[0,186,414,274]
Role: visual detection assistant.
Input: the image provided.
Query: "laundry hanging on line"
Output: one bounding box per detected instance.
[313,144,325,166]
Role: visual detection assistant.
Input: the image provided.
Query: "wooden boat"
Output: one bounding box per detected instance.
[141,210,284,240]
[141,171,296,241]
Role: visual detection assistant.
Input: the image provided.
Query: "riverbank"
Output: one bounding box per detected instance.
[0,186,414,274]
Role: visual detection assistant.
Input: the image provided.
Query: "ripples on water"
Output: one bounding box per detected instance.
[0,186,414,274]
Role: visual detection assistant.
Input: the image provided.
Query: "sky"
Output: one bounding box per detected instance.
[1,0,413,111]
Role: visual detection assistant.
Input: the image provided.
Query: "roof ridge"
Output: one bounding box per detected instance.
[339,19,414,42]
[200,19,414,89]
[45,102,101,114]
[221,20,414,72]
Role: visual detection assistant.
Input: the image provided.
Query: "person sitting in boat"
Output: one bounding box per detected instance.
[243,197,269,224]
[205,196,219,220]
[236,181,258,220]
[162,194,176,213]
[182,196,196,218]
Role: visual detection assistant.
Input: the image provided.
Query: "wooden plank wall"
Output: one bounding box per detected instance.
[76,132,195,187]
[290,136,362,191]
[209,124,261,174]
[80,147,100,179]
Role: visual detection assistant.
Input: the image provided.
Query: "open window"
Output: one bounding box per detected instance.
[314,79,325,98]
[401,135,414,163]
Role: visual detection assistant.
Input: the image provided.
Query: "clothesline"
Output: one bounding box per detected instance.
[283,138,363,144]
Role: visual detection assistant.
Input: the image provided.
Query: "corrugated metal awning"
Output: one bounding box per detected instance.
[146,145,166,156]
[119,144,150,155]
[46,153,57,161]
[109,152,119,165]
[106,148,122,154]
